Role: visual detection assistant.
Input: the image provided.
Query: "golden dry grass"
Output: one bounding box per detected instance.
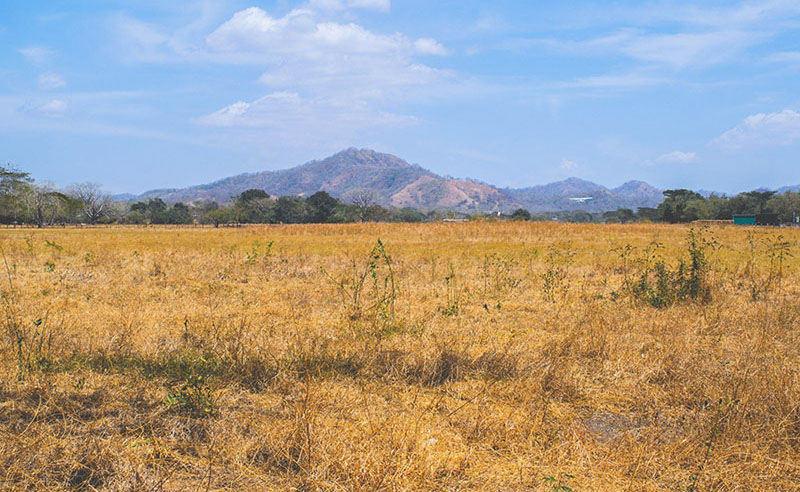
[0,222,799,490]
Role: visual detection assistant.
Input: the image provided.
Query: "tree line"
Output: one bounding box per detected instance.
[597,189,800,224]
[2,165,798,226]
[0,166,435,226]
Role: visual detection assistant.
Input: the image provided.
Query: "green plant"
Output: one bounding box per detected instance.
[743,231,794,300]
[622,229,718,308]
[44,239,63,251]
[441,263,461,316]
[245,240,274,264]
[541,245,575,303]
[543,473,575,491]
[166,373,217,418]
[481,253,522,305]
[323,239,398,337]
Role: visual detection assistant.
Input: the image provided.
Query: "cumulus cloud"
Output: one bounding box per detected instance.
[716,110,800,148]
[204,7,445,60]
[656,151,697,163]
[38,73,66,90]
[113,5,452,140]
[197,6,452,133]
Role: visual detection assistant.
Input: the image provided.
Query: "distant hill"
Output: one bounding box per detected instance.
[124,148,667,212]
[505,178,663,212]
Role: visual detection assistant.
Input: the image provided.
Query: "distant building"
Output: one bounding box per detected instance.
[733,214,780,226]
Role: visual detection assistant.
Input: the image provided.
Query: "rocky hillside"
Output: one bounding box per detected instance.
[128,148,666,212]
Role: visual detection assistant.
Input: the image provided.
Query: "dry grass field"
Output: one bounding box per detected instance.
[1,222,799,490]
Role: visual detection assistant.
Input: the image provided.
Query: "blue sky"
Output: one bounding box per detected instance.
[1,0,800,194]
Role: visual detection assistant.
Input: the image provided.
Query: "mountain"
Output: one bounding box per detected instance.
[777,185,800,193]
[138,148,435,204]
[126,148,666,212]
[504,178,663,213]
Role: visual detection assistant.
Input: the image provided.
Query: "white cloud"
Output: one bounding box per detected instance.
[38,73,66,90]
[716,109,800,148]
[198,91,415,141]
[113,5,455,142]
[18,46,53,64]
[508,0,799,75]
[537,29,761,69]
[616,30,759,68]
[39,99,68,115]
[195,7,452,134]
[656,151,697,163]
[560,158,578,170]
[114,14,171,63]
[414,38,448,56]
[204,7,445,60]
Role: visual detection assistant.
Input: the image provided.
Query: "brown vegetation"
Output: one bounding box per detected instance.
[1,222,799,490]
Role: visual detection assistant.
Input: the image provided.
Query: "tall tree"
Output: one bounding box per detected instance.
[307,191,340,223]
[657,189,705,223]
[511,208,532,221]
[274,196,308,224]
[346,189,378,222]
[68,183,112,224]
[23,183,61,228]
[742,190,777,213]
[0,165,32,224]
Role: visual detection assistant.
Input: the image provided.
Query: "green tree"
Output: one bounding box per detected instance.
[603,208,636,223]
[767,191,800,223]
[684,198,712,221]
[743,190,777,213]
[202,208,233,227]
[0,165,32,224]
[657,189,705,223]
[307,191,341,223]
[234,189,274,223]
[636,207,661,222]
[395,207,426,223]
[274,196,308,223]
[705,194,733,220]
[238,189,270,203]
[511,208,532,221]
[169,202,193,224]
[131,198,169,224]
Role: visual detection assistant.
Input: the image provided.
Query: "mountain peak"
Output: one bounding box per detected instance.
[312,148,415,171]
[614,180,659,192]
[133,148,665,212]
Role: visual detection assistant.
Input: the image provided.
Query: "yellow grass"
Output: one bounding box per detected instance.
[1,222,799,490]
